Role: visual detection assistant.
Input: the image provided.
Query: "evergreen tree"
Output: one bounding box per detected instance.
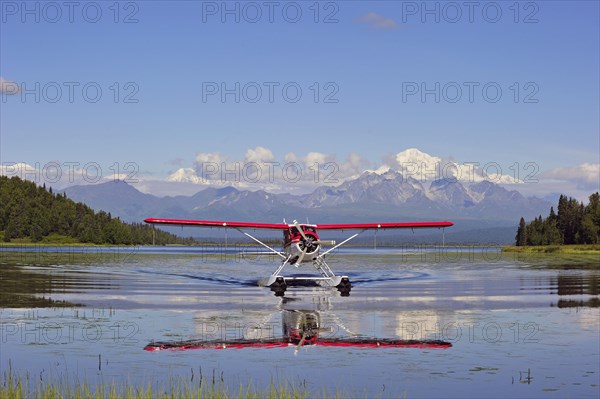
[586,192,600,229]
[3,219,15,242]
[544,219,562,245]
[518,192,600,246]
[580,216,598,244]
[548,206,557,224]
[0,176,195,245]
[515,217,527,246]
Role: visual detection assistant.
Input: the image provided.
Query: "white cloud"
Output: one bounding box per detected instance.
[195,152,226,164]
[542,163,600,190]
[166,147,371,193]
[244,146,274,163]
[346,152,369,174]
[0,162,35,176]
[0,76,19,94]
[356,12,398,30]
[305,152,333,168]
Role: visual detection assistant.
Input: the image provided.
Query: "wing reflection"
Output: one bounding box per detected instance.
[145,295,452,351]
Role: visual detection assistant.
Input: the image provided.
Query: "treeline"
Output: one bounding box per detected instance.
[515,192,600,246]
[0,176,195,245]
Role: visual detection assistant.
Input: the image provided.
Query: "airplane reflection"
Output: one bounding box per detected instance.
[144,294,452,351]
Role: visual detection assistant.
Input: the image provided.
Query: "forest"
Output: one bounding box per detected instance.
[515,192,600,246]
[0,176,195,245]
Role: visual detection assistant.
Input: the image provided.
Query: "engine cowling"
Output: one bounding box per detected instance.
[298,233,320,254]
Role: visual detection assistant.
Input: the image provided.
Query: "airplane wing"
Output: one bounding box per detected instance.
[144,218,289,230]
[144,218,453,230]
[314,221,453,230]
[144,338,451,351]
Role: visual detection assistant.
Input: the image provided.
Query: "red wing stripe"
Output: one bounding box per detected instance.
[144,339,452,351]
[315,221,453,230]
[314,339,452,348]
[144,219,453,230]
[144,341,289,351]
[144,218,289,230]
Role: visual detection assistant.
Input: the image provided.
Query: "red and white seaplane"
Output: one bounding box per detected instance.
[144,218,453,294]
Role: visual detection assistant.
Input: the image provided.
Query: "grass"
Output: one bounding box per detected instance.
[502,244,600,254]
[0,368,359,399]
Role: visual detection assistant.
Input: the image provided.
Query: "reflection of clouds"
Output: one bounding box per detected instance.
[192,310,277,340]
[575,308,600,330]
[395,311,443,340]
[450,295,517,302]
[391,310,490,342]
[165,296,194,303]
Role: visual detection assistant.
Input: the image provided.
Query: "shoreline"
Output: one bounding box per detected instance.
[502,244,600,254]
[3,242,600,249]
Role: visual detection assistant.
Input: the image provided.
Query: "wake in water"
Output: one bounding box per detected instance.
[135,268,257,287]
[134,267,429,291]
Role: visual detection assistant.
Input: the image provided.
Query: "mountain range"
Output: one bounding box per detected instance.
[63,169,550,244]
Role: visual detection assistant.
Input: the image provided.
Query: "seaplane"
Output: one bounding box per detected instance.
[144,217,453,295]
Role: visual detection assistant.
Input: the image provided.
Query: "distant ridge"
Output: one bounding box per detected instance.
[63,170,550,244]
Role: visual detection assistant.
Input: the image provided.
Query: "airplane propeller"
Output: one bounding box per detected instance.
[293,220,315,264]
[293,220,335,264]
[292,220,335,264]
[293,220,334,247]
[293,220,308,241]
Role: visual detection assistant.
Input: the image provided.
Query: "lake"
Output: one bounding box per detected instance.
[0,245,598,398]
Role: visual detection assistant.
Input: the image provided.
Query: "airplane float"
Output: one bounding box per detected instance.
[144,218,453,295]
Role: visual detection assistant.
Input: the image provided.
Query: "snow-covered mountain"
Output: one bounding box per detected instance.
[383,148,519,185]
[64,168,548,225]
[297,169,545,220]
[303,170,432,207]
[165,148,520,193]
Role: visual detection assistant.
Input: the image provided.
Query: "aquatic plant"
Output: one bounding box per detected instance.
[0,367,368,399]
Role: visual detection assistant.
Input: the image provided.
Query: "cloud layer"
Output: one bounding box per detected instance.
[167,147,369,193]
[542,163,600,190]
[3,149,597,201]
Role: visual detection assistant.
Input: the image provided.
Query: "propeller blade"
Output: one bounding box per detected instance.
[294,331,308,356]
[296,246,308,264]
[293,220,308,241]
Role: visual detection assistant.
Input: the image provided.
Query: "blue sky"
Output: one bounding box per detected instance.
[1,1,598,197]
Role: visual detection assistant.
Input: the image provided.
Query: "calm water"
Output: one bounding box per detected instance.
[0,246,598,398]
